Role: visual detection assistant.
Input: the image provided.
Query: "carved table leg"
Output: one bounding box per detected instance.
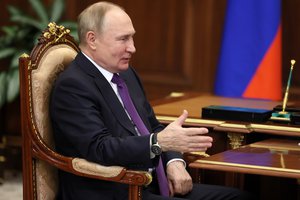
[225,133,245,188]
[227,132,245,149]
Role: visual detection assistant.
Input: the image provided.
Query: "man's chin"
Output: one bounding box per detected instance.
[119,63,130,71]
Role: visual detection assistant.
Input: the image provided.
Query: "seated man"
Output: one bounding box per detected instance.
[50,1,254,200]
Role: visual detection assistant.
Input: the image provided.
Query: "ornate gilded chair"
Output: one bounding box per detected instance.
[19,22,152,200]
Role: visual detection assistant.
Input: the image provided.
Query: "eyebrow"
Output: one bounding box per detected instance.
[116,31,135,39]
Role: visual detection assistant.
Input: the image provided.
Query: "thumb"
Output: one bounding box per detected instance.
[173,110,188,126]
[168,180,174,197]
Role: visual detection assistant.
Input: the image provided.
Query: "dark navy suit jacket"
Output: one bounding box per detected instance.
[50,52,182,200]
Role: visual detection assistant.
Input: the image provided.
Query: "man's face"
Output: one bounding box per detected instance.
[93,9,136,73]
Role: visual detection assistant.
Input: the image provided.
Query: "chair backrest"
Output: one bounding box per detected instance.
[20,22,80,200]
[20,22,152,200]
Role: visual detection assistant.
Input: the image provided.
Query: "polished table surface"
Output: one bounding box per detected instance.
[153,93,279,118]
[153,94,300,199]
[189,138,300,179]
[152,94,300,137]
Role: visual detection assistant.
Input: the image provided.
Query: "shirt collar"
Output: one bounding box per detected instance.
[81,52,114,82]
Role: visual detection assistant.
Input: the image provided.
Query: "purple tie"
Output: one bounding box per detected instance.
[112,73,169,197]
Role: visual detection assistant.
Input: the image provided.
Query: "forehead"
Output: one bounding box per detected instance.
[102,8,135,35]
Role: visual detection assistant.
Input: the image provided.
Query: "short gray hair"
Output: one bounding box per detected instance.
[77,1,124,45]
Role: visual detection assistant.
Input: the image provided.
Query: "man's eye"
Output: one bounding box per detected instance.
[119,35,132,41]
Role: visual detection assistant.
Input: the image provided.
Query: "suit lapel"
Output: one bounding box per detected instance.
[75,52,138,135]
[96,78,138,135]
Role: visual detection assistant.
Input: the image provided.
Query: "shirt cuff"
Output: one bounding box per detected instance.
[166,158,186,168]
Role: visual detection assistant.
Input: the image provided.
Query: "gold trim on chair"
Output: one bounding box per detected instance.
[43,22,70,42]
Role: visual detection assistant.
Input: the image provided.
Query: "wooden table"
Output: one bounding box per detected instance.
[190,138,300,179]
[152,93,300,199]
[189,138,300,200]
[152,93,300,149]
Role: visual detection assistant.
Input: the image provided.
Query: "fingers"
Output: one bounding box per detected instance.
[184,127,209,136]
[168,180,174,197]
[169,110,209,136]
[160,110,213,153]
[180,135,213,152]
[186,143,212,152]
[188,138,213,148]
[170,176,193,196]
[172,110,188,126]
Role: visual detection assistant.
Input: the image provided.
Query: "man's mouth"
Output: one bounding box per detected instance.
[122,57,131,61]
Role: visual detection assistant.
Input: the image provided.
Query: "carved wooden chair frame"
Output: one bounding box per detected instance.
[19,22,151,200]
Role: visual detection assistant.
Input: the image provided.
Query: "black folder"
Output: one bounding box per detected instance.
[202,105,272,123]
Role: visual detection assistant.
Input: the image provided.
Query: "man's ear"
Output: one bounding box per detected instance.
[85,31,97,50]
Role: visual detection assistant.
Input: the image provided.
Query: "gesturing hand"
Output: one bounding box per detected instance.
[157,110,213,153]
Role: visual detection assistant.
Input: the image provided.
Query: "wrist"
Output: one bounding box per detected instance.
[151,133,162,156]
[156,132,167,151]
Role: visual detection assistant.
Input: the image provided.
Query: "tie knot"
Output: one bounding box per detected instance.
[111,73,124,86]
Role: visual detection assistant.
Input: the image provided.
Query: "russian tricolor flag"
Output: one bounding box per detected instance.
[215,0,282,101]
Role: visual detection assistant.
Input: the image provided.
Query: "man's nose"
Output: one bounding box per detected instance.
[126,39,136,53]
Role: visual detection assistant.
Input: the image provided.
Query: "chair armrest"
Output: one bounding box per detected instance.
[71,158,152,186]
[72,158,124,177]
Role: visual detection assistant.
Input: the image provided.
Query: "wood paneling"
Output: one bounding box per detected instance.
[282,0,300,100]
[124,1,226,99]
[116,0,227,99]
[0,0,300,100]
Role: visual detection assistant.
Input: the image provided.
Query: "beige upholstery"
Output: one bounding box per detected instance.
[72,158,124,177]
[31,44,77,200]
[31,45,77,147]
